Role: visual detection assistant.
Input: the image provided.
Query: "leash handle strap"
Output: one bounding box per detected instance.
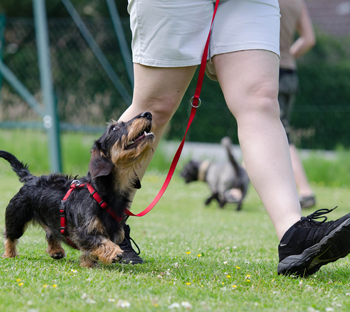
[126,1,220,218]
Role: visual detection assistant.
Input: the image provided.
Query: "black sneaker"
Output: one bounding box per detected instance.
[119,224,144,264]
[278,207,350,276]
[300,195,316,209]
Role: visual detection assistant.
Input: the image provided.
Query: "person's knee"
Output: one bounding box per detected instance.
[250,83,279,116]
[233,82,280,120]
[135,94,180,128]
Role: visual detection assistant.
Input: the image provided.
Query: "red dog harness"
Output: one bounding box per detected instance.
[60,180,123,249]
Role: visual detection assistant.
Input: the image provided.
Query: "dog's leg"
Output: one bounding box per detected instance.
[44,227,66,259]
[74,219,123,265]
[205,192,219,206]
[80,251,99,268]
[90,239,123,264]
[3,236,19,258]
[3,195,33,258]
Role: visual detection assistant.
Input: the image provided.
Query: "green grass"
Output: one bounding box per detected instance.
[1,169,350,311]
[2,130,350,311]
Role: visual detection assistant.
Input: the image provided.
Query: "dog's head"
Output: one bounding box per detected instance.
[180,160,200,183]
[89,112,155,189]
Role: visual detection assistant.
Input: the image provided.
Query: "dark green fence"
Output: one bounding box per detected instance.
[1,17,350,150]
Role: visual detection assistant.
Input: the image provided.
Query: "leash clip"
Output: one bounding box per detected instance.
[190,96,201,108]
[70,179,82,187]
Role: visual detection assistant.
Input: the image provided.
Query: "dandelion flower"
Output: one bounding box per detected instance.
[53,285,57,288]
[18,283,24,286]
[232,285,237,289]
[246,274,251,278]
[236,266,240,269]
[186,251,191,255]
[227,275,231,278]
[247,280,251,282]
[43,285,48,288]
[16,279,21,282]
[197,254,201,257]
[154,303,159,307]
[186,282,191,285]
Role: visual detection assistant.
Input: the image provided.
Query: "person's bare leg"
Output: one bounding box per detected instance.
[213,50,301,240]
[289,144,313,197]
[119,64,197,188]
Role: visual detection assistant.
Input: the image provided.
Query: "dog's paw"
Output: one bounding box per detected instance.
[50,250,66,260]
[112,253,123,263]
[91,240,124,264]
[204,198,212,206]
[2,252,19,258]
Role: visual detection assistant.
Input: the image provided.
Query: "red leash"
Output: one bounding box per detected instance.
[125,1,220,218]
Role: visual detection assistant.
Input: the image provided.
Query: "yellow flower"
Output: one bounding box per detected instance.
[18,283,24,286]
[247,280,251,282]
[197,254,201,257]
[232,285,237,288]
[186,251,191,254]
[43,285,48,288]
[186,283,191,285]
[236,266,240,269]
[227,275,231,278]
[16,279,21,282]
[154,303,159,307]
[201,285,204,287]
[246,274,251,278]
[222,282,225,285]
[53,285,57,288]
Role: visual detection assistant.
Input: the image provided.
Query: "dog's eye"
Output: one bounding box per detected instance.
[112,126,119,131]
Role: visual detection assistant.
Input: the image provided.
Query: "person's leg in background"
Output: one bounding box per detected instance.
[278,70,315,208]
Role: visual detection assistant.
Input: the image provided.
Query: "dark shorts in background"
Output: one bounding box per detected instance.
[278,68,298,143]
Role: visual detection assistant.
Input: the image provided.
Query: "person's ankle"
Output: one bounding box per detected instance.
[275,215,301,241]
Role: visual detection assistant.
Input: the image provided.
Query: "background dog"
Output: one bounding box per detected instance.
[1,111,154,267]
[180,137,249,211]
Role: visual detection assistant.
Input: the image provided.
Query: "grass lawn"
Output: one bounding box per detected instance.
[1,162,350,311]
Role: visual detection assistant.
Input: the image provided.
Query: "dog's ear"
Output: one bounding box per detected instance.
[89,148,115,179]
[132,172,141,189]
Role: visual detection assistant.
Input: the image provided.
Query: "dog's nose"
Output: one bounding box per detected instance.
[140,111,152,120]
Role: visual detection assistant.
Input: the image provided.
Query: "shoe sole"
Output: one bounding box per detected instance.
[277,217,350,277]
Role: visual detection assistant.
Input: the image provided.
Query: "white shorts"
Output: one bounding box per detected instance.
[128,0,280,79]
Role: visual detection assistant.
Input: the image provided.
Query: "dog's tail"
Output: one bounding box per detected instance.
[0,150,33,183]
[220,137,241,178]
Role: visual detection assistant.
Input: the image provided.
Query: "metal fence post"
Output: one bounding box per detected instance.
[0,14,5,98]
[33,0,62,173]
[106,0,134,88]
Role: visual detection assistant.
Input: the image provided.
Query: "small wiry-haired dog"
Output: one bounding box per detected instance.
[180,137,249,211]
[1,112,154,267]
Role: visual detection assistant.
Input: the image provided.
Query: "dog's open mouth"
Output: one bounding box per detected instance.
[126,124,154,149]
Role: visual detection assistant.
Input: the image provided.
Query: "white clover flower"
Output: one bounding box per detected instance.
[168,303,181,309]
[85,298,96,304]
[181,302,192,309]
[117,300,131,308]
